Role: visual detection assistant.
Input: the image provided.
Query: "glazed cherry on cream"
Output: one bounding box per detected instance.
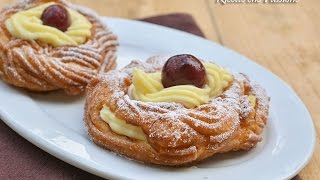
[161,54,207,88]
[41,4,71,32]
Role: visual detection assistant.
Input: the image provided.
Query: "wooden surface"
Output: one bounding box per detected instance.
[1,0,319,179]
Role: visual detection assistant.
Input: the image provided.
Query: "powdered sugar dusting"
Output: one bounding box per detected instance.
[97,56,269,156]
[0,0,118,94]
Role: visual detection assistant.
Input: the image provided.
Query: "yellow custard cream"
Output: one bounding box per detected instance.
[100,63,258,141]
[100,95,257,142]
[100,105,147,141]
[248,95,256,107]
[129,63,233,108]
[5,2,92,47]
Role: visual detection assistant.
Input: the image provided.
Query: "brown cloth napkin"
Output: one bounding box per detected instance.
[0,13,301,180]
[141,13,205,37]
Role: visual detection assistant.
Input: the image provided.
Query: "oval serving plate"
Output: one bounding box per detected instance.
[0,17,315,180]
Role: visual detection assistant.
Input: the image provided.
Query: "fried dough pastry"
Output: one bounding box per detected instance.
[84,56,270,165]
[0,0,118,95]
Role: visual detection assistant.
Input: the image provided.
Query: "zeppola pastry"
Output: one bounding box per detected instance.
[0,0,118,95]
[84,54,270,166]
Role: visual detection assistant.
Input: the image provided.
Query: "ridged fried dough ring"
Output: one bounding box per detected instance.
[84,56,269,165]
[0,0,118,95]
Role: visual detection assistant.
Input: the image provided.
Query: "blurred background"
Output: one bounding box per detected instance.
[0,0,319,179]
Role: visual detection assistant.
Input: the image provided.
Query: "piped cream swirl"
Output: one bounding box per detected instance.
[100,105,147,141]
[128,63,233,108]
[5,2,92,47]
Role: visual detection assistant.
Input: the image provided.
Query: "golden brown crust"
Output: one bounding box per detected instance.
[0,0,118,95]
[84,56,270,166]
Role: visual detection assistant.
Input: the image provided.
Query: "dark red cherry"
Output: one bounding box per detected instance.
[41,4,71,32]
[161,54,207,88]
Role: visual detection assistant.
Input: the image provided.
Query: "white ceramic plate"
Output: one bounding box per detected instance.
[0,17,315,180]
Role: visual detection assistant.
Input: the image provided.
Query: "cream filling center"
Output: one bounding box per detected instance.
[100,105,147,141]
